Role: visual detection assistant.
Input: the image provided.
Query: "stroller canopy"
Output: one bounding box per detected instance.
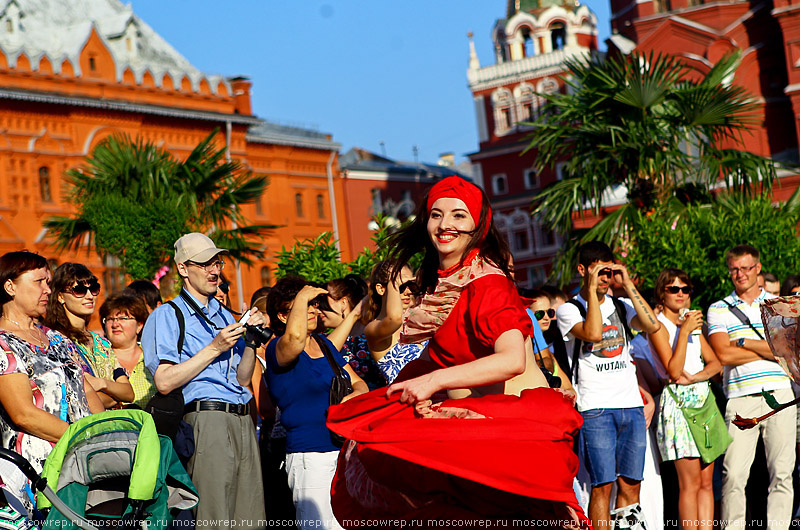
[38,409,197,528]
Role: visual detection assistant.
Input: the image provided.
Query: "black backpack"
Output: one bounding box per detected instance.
[144,301,186,441]
[556,296,633,384]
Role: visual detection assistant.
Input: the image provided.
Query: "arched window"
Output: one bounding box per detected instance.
[295,193,304,218]
[514,83,537,123]
[522,27,535,57]
[492,89,514,135]
[316,194,325,219]
[260,266,271,286]
[550,22,566,51]
[491,174,508,195]
[38,167,52,202]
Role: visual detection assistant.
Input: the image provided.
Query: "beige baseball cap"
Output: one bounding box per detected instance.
[174,233,227,265]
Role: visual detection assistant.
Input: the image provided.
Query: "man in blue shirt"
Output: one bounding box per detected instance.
[142,233,267,528]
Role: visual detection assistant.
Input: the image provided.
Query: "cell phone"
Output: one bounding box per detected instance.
[238,309,252,326]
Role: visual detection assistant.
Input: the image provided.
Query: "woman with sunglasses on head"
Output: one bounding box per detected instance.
[361,260,425,384]
[326,176,587,526]
[44,263,134,409]
[780,274,800,297]
[319,274,384,390]
[647,268,721,530]
[0,252,104,517]
[99,293,155,409]
[264,276,367,530]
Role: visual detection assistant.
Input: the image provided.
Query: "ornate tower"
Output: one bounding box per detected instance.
[466,0,598,286]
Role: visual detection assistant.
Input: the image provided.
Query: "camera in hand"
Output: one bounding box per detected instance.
[244,323,273,346]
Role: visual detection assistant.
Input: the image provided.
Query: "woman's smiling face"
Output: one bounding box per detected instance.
[427,198,476,270]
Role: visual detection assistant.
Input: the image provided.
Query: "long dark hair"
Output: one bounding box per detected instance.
[44,263,97,345]
[362,260,395,324]
[383,186,511,293]
[326,274,368,311]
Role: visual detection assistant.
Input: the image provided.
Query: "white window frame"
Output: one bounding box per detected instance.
[524,168,539,190]
[491,174,508,195]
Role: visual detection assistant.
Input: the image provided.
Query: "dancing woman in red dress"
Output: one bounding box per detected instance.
[327,176,591,529]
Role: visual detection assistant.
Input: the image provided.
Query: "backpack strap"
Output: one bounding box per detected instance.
[565,299,585,384]
[167,300,185,362]
[610,296,634,343]
[722,299,765,340]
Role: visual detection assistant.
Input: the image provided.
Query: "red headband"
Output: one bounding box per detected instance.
[426,176,491,240]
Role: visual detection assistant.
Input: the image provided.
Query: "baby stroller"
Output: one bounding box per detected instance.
[0,409,197,529]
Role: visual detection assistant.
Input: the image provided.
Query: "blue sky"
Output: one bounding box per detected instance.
[129,1,610,165]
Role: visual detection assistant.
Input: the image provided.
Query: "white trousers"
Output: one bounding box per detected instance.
[286,451,343,530]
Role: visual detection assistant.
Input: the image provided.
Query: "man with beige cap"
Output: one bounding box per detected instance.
[142,233,266,527]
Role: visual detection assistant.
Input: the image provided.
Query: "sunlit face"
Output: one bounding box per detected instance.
[427,198,476,269]
[179,256,224,298]
[319,296,349,328]
[59,279,100,319]
[5,267,51,318]
[581,260,615,296]
[727,254,760,293]
[280,301,319,333]
[662,278,692,313]
[529,297,552,331]
[398,266,417,310]
[103,310,142,349]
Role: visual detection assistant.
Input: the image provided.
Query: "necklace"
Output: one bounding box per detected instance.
[1,316,47,349]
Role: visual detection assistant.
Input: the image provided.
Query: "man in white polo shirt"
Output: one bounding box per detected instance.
[707,244,795,530]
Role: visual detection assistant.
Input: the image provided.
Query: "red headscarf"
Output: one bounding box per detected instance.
[426,176,492,241]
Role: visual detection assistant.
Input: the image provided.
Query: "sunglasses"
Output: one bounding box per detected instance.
[64,282,101,298]
[664,286,692,295]
[399,281,420,295]
[311,295,333,313]
[534,309,556,320]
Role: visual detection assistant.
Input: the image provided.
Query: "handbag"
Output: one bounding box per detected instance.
[667,384,732,464]
[312,334,353,447]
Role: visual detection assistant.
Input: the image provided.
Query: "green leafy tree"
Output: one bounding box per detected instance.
[526,50,780,283]
[46,131,276,280]
[274,233,350,284]
[625,192,800,309]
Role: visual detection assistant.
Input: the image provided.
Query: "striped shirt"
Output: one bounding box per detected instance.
[707,289,790,398]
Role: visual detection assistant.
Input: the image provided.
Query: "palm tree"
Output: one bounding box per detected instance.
[526,50,780,282]
[46,130,277,280]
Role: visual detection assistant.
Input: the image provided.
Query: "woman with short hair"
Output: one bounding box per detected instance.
[0,251,103,515]
[264,276,368,530]
[99,293,154,409]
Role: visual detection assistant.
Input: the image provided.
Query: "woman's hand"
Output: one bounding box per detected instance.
[673,369,697,385]
[679,310,703,335]
[297,285,328,304]
[386,372,441,404]
[84,373,107,392]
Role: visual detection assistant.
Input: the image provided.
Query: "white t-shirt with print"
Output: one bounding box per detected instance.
[556,294,643,412]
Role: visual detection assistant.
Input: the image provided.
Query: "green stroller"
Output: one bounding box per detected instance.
[0,409,198,529]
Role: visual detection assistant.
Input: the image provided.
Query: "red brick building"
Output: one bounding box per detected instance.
[0,0,350,309]
[607,0,800,199]
[466,0,599,286]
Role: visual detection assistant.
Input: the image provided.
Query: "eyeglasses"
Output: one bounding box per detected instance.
[187,260,225,272]
[534,309,556,320]
[790,289,800,296]
[102,316,136,325]
[64,282,101,298]
[728,264,757,276]
[664,286,692,295]
[399,281,420,296]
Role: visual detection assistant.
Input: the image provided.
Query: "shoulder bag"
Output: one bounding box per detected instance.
[312,334,353,447]
[666,385,732,464]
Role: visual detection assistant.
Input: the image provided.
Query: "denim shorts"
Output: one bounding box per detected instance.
[580,407,646,486]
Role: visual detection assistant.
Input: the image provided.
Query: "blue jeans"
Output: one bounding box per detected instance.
[580,407,646,486]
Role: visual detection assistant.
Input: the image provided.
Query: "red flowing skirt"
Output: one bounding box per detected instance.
[327,368,591,529]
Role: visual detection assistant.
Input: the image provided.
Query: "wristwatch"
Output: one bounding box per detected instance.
[736,338,746,348]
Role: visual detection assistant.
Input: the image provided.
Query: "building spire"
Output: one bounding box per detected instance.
[468,31,480,70]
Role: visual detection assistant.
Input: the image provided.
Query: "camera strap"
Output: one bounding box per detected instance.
[178,289,232,331]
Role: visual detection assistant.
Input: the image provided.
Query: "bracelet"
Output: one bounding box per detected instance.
[113,367,127,380]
